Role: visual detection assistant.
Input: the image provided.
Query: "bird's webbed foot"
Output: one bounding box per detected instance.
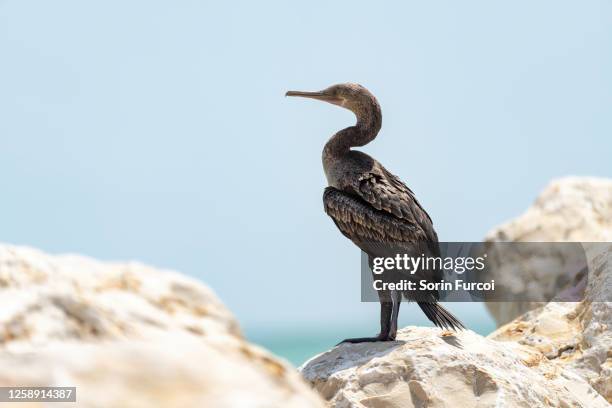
[336,333,396,345]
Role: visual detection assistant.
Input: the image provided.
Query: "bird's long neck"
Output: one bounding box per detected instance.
[323,101,382,158]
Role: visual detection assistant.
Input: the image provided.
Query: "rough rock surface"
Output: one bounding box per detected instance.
[300,327,609,408]
[486,177,612,243]
[0,245,239,348]
[490,243,612,403]
[484,177,612,324]
[0,245,324,408]
[482,177,612,402]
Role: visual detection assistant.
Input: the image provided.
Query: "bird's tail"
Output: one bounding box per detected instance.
[418,302,465,331]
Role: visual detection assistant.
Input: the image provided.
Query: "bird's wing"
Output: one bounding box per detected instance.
[323,186,429,246]
[350,164,439,245]
[323,186,437,260]
[323,186,441,302]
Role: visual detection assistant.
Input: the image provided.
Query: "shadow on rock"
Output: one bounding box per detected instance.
[441,334,463,349]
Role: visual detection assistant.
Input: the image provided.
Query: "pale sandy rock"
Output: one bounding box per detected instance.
[0,333,323,408]
[483,177,612,402]
[0,244,325,408]
[0,244,239,348]
[577,245,612,400]
[484,177,612,324]
[300,327,608,408]
[490,243,612,402]
[486,177,612,243]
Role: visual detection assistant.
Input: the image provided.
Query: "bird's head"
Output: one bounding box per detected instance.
[286,83,379,120]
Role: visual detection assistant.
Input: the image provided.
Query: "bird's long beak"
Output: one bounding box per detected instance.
[285,90,343,105]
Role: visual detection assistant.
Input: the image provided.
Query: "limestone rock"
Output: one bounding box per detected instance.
[484,177,612,324]
[0,244,324,408]
[490,243,612,402]
[0,245,242,347]
[300,327,608,408]
[0,333,323,408]
[486,177,612,243]
[481,177,612,402]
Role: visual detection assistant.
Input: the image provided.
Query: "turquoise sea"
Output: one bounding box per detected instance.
[246,320,496,367]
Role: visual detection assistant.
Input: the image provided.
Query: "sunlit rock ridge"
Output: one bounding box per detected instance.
[0,245,325,408]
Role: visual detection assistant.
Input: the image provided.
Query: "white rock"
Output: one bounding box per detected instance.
[484,177,612,324]
[300,327,609,408]
[484,177,612,403]
[0,245,239,348]
[0,244,324,408]
[0,333,323,408]
[486,177,612,243]
[490,243,612,403]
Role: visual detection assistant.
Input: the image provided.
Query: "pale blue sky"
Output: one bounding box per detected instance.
[1,1,610,337]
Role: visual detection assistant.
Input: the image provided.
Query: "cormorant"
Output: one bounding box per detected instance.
[286,83,465,343]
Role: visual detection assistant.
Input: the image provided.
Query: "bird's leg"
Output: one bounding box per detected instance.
[338,290,396,344]
[388,290,401,340]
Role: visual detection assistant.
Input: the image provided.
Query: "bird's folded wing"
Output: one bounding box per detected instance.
[323,187,429,247]
[323,187,442,300]
[350,167,438,244]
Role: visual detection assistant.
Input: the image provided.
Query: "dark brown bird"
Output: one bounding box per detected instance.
[286,83,464,343]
